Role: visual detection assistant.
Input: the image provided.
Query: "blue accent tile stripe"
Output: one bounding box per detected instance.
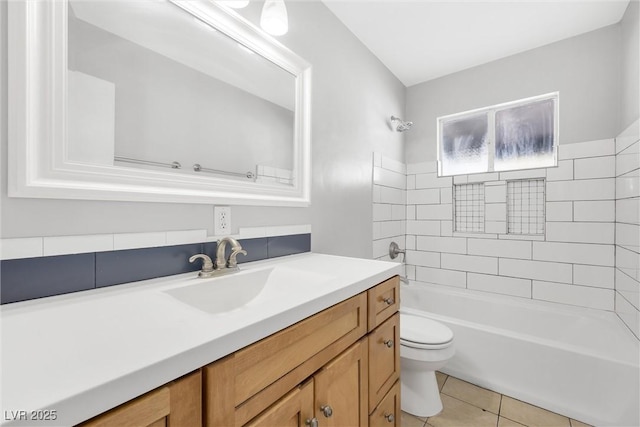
[0,254,96,304]
[0,233,311,304]
[96,244,203,288]
[267,234,311,258]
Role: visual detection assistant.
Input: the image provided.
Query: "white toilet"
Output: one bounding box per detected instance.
[400,312,455,417]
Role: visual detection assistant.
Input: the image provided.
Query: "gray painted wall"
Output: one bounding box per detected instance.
[621,0,639,130]
[0,1,406,259]
[405,24,622,163]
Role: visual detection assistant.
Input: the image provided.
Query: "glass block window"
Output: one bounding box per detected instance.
[507,179,545,235]
[454,183,485,233]
[437,93,558,176]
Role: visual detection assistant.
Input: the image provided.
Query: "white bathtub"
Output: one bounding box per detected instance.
[402,283,640,427]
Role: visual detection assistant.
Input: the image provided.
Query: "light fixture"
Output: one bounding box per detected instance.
[260,0,288,36]
[216,1,249,9]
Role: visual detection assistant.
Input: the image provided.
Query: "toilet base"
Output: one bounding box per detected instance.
[400,369,443,418]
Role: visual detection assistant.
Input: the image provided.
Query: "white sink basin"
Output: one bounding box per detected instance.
[165,266,333,314]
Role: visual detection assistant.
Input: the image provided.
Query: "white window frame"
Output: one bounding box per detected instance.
[437,92,559,177]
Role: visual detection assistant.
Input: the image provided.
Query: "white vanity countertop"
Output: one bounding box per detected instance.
[0,253,401,426]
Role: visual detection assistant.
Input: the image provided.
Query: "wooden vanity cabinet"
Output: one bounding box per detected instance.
[368,313,400,411]
[244,338,369,427]
[244,380,314,427]
[368,276,400,331]
[369,381,401,427]
[79,370,201,427]
[204,292,368,426]
[312,338,369,427]
[77,275,400,427]
[367,276,401,427]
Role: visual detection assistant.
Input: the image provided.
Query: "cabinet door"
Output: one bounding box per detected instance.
[368,313,400,411]
[313,339,368,427]
[79,387,170,427]
[245,380,314,427]
[79,371,201,427]
[167,370,202,427]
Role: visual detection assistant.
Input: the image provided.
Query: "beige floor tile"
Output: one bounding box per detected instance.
[441,376,501,414]
[427,394,498,427]
[500,396,571,427]
[401,411,426,427]
[435,371,448,391]
[569,419,592,427]
[498,416,526,427]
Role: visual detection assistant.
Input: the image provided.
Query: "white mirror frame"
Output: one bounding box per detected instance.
[8,0,312,206]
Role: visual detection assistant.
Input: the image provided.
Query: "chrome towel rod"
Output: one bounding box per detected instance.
[115,156,181,169]
[193,164,255,180]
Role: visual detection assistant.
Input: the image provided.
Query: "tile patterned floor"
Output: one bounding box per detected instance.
[401,372,592,427]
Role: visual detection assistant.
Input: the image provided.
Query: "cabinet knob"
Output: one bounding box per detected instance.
[384,339,394,348]
[383,297,395,305]
[384,413,395,423]
[321,405,333,418]
[305,417,319,427]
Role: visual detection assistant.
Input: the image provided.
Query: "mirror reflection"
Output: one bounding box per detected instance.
[67,0,296,185]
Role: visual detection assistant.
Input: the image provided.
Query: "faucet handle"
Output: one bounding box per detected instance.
[227,248,247,268]
[189,254,214,273]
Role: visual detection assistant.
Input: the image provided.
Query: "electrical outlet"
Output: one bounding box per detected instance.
[214,206,231,236]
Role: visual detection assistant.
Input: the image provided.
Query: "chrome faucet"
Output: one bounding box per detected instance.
[188,236,247,278]
[216,236,247,271]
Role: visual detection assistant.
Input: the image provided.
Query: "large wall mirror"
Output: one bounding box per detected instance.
[8,0,311,206]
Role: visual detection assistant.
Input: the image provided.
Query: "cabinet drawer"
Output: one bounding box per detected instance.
[234,292,367,404]
[368,276,399,331]
[369,381,400,427]
[205,292,367,426]
[368,313,400,412]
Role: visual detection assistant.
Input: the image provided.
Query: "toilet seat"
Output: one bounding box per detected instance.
[401,313,453,350]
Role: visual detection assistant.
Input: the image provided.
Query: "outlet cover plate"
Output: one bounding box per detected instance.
[214,206,231,236]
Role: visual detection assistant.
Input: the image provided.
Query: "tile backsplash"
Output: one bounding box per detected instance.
[374,130,639,339]
[0,226,311,304]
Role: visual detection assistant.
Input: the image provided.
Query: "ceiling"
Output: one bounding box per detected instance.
[322,0,631,87]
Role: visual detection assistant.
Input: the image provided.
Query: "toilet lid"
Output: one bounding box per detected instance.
[401,313,453,346]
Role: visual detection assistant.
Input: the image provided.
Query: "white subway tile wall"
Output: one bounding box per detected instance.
[615,120,640,339]
[373,138,633,317]
[372,153,406,263]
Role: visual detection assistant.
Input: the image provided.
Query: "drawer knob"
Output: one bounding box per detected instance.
[305,418,319,427]
[321,405,333,418]
[383,297,395,305]
[384,413,395,423]
[384,339,394,348]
